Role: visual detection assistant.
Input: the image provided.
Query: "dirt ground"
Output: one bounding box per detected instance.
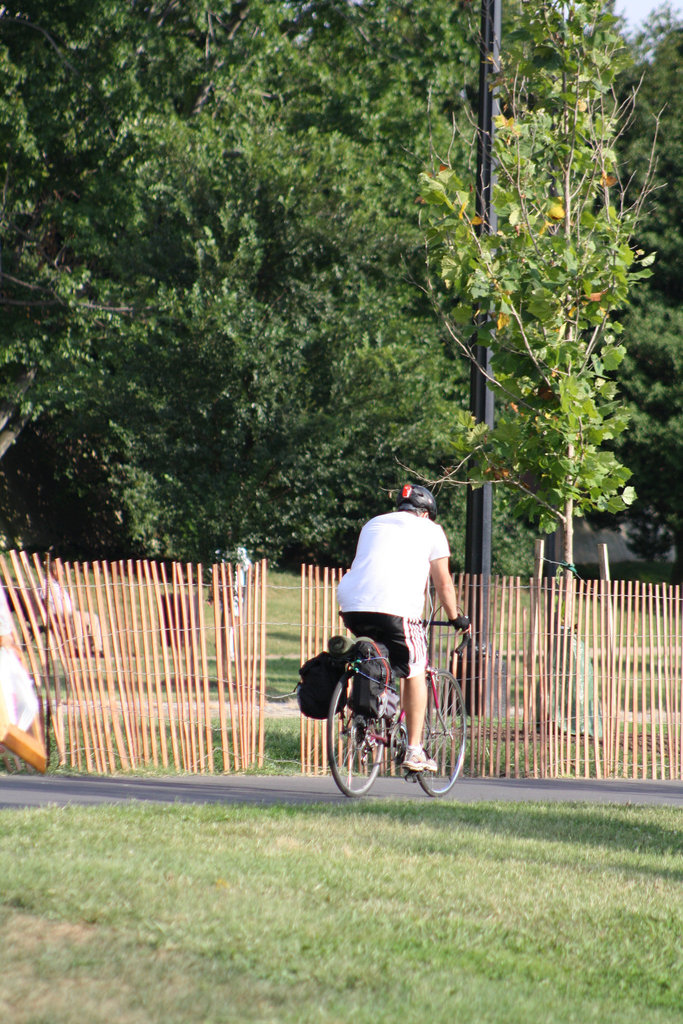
[264,697,300,718]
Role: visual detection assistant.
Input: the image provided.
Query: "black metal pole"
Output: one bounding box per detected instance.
[464,0,500,684]
[465,0,501,582]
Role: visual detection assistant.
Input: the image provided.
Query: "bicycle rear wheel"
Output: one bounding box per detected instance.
[327,679,386,798]
[418,669,467,797]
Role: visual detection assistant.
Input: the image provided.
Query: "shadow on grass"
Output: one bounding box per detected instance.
[283,799,683,869]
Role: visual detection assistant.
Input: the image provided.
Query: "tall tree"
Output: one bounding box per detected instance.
[3,2,537,571]
[417,0,655,566]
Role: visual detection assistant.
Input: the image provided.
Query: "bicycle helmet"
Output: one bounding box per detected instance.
[396,483,437,520]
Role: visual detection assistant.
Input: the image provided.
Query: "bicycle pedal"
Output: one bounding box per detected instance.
[403,770,418,783]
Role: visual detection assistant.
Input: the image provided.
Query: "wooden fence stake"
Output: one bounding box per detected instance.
[220,562,240,771]
[195,564,214,774]
[212,564,230,772]
[74,562,113,772]
[258,560,267,767]
[139,560,168,769]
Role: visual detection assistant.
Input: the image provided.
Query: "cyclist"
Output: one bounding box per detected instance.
[337,484,470,772]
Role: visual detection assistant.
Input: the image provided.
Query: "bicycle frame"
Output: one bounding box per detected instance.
[362,664,442,751]
[327,621,470,798]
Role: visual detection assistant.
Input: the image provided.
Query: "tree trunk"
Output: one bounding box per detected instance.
[563,498,574,566]
[0,410,32,461]
[0,369,36,460]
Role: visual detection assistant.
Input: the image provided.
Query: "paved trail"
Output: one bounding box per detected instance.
[0,774,681,809]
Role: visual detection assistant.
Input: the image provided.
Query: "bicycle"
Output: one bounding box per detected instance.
[327,622,470,798]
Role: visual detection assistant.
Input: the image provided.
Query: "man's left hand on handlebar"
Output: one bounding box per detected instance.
[449,615,471,632]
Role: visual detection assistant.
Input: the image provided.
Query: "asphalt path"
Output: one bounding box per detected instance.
[0,773,681,809]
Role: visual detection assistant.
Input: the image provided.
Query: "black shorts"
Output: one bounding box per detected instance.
[341,611,428,679]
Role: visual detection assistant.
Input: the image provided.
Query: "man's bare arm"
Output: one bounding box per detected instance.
[429,557,461,621]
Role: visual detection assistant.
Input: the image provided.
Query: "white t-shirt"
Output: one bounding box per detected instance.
[337,511,450,619]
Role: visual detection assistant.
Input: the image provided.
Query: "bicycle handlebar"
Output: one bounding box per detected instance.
[423,618,473,651]
[426,619,472,657]
[454,633,471,656]
[428,619,471,630]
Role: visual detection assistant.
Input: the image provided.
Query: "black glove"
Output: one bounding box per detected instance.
[450,615,471,631]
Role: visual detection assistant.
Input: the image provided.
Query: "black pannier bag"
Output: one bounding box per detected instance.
[349,637,399,722]
[297,651,345,719]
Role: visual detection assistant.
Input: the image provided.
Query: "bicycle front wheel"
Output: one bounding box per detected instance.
[327,680,386,798]
[418,669,468,797]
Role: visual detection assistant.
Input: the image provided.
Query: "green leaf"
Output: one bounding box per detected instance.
[602,345,626,371]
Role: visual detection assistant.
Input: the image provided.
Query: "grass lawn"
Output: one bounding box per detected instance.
[265,570,302,658]
[264,656,300,701]
[1,800,681,1024]
[265,570,304,702]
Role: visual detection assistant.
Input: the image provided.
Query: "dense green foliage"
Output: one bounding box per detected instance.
[612,12,683,581]
[2,0,534,569]
[0,2,679,576]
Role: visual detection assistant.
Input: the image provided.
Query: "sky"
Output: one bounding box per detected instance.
[615,0,682,30]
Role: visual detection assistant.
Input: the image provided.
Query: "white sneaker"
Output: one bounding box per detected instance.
[403,746,437,772]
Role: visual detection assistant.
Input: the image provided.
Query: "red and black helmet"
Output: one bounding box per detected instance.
[396,483,437,520]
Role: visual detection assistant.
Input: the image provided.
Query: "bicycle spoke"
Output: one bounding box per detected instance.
[327,680,385,797]
[418,669,467,797]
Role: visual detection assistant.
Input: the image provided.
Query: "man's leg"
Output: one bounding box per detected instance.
[403,670,427,748]
[403,667,437,771]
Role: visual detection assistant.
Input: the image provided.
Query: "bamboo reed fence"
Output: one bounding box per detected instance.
[0,551,267,774]
[2,550,681,781]
[299,565,346,777]
[299,566,683,781]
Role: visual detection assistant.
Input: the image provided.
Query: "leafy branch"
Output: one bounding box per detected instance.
[418,0,657,562]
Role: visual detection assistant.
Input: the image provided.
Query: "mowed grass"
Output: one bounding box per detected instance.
[266,570,306,701]
[266,571,302,659]
[1,800,681,1024]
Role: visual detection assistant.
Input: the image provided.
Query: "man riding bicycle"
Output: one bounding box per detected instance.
[337,484,470,773]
